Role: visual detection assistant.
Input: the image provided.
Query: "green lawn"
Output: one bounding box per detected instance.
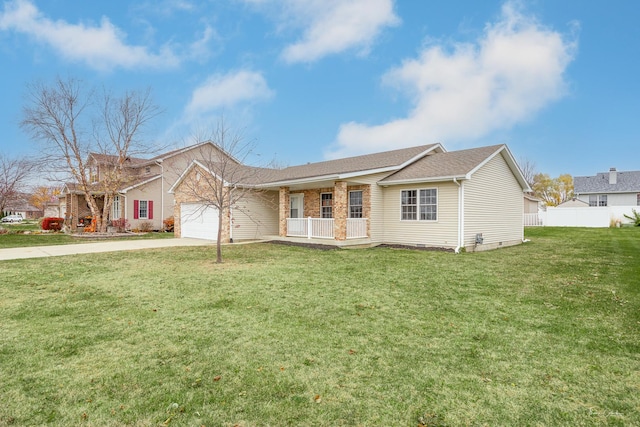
[0,228,638,426]
[0,222,174,249]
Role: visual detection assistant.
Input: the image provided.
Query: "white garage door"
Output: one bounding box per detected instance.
[180,203,219,240]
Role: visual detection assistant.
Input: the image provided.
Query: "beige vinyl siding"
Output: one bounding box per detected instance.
[231,191,279,240]
[463,153,523,250]
[380,182,459,248]
[353,172,391,243]
[126,181,163,230]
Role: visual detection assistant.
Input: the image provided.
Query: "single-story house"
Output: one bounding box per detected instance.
[574,168,640,207]
[171,143,531,252]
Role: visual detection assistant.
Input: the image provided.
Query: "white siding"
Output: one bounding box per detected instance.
[577,193,639,206]
[380,182,459,248]
[463,153,523,250]
[231,191,279,240]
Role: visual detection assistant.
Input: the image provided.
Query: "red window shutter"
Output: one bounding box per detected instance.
[134,200,139,219]
[148,201,154,219]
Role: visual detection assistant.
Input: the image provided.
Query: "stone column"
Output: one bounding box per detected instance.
[334,181,348,241]
[279,187,290,237]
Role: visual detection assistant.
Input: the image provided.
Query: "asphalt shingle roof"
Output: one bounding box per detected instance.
[264,144,440,183]
[379,145,504,183]
[574,170,640,193]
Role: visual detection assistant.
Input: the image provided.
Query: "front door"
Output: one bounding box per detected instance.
[290,194,303,218]
[289,194,304,235]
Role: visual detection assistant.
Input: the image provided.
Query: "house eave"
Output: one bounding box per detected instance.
[378,175,469,186]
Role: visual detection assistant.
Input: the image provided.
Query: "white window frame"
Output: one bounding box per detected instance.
[111,195,120,219]
[348,190,363,219]
[320,193,333,218]
[138,200,149,219]
[401,188,438,221]
[589,195,607,207]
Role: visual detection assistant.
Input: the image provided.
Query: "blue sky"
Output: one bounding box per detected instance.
[0,0,638,179]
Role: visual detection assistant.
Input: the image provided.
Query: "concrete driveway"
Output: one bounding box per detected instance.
[0,238,215,261]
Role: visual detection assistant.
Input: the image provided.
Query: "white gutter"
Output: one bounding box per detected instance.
[156,160,164,224]
[453,178,464,253]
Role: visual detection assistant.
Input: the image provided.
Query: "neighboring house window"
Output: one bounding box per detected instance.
[637,193,640,206]
[401,190,418,220]
[145,166,151,174]
[111,195,120,219]
[349,191,363,218]
[133,200,154,220]
[589,195,607,207]
[321,193,333,218]
[420,189,438,221]
[401,189,438,221]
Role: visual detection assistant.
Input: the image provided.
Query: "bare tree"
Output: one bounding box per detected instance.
[20,76,160,232]
[518,157,537,188]
[0,154,34,216]
[174,118,275,263]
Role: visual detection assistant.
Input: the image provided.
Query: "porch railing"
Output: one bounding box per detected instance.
[346,218,368,239]
[286,217,368,239]
[287,217,334,239]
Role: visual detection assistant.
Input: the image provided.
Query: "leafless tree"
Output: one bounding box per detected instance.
[20,76,161,232]
[518,157,537,188]
[0,154,34,215]
[175,118,275,263]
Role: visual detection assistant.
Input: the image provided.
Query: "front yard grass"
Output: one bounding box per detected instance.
[0,227,638,426]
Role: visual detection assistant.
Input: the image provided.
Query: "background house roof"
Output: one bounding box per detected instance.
[574,170,640,194]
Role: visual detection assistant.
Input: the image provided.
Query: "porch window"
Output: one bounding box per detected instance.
[589,195,607,207]
[401,189,437,221]
[349,191,363,218]
[321,193,333,218]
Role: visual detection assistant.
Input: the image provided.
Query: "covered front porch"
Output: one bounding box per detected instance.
[277,181,371,242]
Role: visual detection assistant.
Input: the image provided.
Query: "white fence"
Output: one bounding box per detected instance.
[525,206,638,228]
[287,217,369,239]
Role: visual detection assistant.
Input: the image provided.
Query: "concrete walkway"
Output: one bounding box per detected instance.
[0,238,215,261]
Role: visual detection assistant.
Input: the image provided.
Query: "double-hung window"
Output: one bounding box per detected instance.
[134,200,153,220]
[401,189,437,221]
[419,189,437,221]
[349,190,363,218]
[401,190,418,220]
[589,195,607,207]
[321,193,333,218]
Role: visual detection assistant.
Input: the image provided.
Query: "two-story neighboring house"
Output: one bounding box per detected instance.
[574,168,640,207]
[61,142,222,231]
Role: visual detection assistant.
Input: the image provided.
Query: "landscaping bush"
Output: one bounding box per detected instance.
[624,209,640,226]
[138,220,154,232]
[163,216,174,232]
[41,217,64,231]
[110,218,129,232]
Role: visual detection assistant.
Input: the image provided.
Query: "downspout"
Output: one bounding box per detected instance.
[453,178,464,253]
[229,187,234,243]
[155,160,164,226]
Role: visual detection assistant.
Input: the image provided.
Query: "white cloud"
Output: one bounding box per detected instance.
[242,0,400,63]
[0,0,195,70]
[326,1,577,159]
[185,70,274,118]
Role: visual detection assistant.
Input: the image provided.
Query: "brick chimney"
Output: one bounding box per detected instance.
[609,167,617,185]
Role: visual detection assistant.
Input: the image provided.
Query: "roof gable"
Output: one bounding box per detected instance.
[379,144,530,191]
